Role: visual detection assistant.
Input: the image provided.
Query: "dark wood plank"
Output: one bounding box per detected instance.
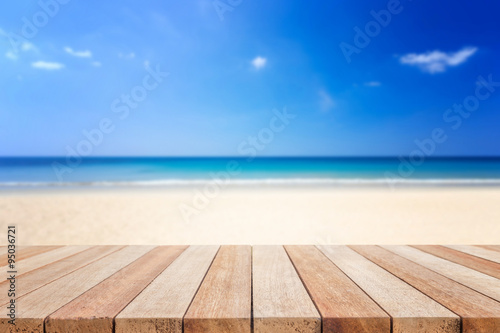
[351,245,500,333]
[285,245,390,333]
[45,246,186,333]
[184,245,252,333]
[412,245,500,279]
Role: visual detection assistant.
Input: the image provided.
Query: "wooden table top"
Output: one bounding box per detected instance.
[1,245,500,332]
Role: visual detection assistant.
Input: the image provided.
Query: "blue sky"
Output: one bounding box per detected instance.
[1,0,499,156]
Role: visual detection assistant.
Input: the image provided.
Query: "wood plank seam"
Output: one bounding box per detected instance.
[282,245,323,327]
[43,246,157,330]
[106,246,187,333]
[314,245,395,329]
[346,245,468,325]
[0,246,125,307]
[181,246,221,333]
[382,246,500,305]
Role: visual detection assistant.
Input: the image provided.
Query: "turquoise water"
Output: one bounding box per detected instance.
[1,157,500,187]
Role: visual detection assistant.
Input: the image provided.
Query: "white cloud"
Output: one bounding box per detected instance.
[318,89,335,112]
[5,51,17,60]
[64,47,92,58]
[31,61,65,70]
[251,56,267,70]
[119,52,135,59]
[21,42,36,52]
[365,81,381,87]
[400,46,477,74]
[91,61,102,67]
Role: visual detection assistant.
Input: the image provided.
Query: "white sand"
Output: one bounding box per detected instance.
[0,186,499,245]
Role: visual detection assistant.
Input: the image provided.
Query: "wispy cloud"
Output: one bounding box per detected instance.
[119,52,135,59]
[91,61,102,67]
[251,56,267,70]
[5,51,17,60]
[32,61,65,70]
[400,46,477,74]
[318,89,335,112]
[365,81,381,87]
[64,47,92,58]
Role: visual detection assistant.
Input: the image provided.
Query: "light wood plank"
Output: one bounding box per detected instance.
[1,246,62,266]
[445,245,500,264]
[0,246,123,306]
[0,245,91,276]
[412,245,500,279]
[184,245,251,333]
[476,245,500,252]
[351,245,500,333]
[45,246,186,333]
[115,245,219,333]
[318,245,460,333]
[285,245,390,333]
[0,245,155,333]
[253,246,320,333]
[384,245,500,302]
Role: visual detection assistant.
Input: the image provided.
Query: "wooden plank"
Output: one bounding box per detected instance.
[0,246,62,266]
[476,245,500,252]
[412,245,500,279]
[253,246,320,333]
[285,245,390,333]
[0,245,91,276]
[0,246,123,306]
[0,245,155,333]
[351,245,500,333]
[318,245,460,333]
[184,245,251,333]
[45,246,187,333]
[116,246,219,333]
[445,245,500,264]
[383,245,500,303]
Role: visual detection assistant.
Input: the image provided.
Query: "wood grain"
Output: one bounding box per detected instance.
[0,245,91,276]
[0,246,123,306]
[184,245,252,333]
[318,245,460,333]
[1,246,62,266]
[351,245,500,333]
[253,246,320,333]
[384,245,500,302]
[445,245,500,264]
[0,246,155,333]
[412,245,500,279]
[115,246,219,333]
[476,245,500,252]
[285,245,390,333]
[45,246,186,333]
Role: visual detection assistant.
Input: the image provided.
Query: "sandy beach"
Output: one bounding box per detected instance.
[1,186,499,245]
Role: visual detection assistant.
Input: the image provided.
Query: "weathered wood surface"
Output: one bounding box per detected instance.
[351,245,500,333]
[285,245,390,333]
[253,245,320,333]
[184,245,252,333]
[318,245,460,333]
[116,246,219,333]
[0,245,499,333]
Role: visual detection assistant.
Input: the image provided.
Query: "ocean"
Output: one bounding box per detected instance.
[1,157,500,187]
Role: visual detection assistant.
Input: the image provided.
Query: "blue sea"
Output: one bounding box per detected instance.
[1,157,500,188]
